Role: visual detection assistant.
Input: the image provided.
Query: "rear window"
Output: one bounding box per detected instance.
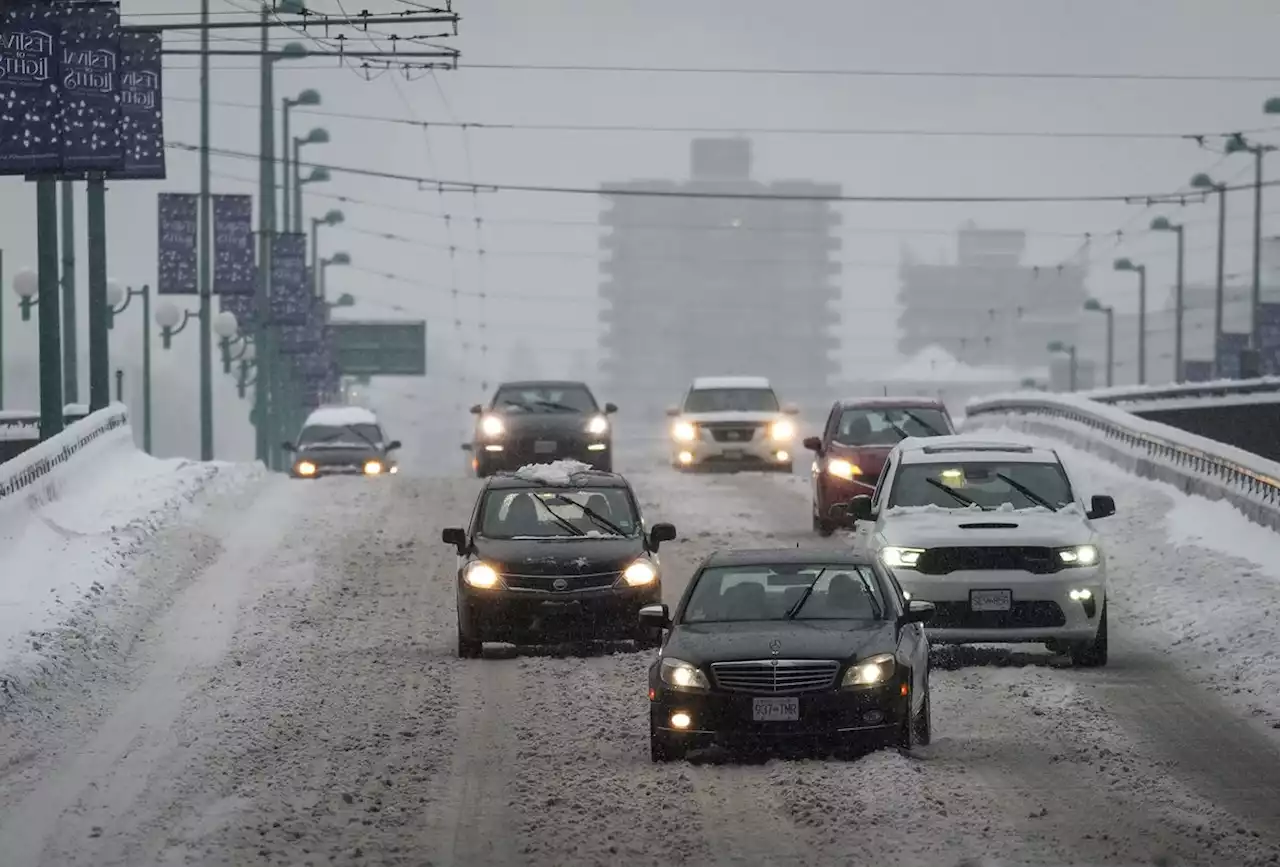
[834,407,950,446]
[299,422,383,445]
[684,388,779,413]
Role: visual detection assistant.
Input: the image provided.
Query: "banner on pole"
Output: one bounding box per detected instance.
[57,0,122,174]
[157,193,198,295]
[213,194,254,295]
[219,290,256,331]
[269,233,308,325]
[0,1,62,175]
[108,26,163,179]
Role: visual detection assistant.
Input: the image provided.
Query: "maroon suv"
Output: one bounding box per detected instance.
[802,397,956,536]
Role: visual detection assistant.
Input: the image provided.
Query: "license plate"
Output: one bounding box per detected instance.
[722,448,745,459]
[752,697,799,722]
[970,589,1012,612]
[534,440,557,454]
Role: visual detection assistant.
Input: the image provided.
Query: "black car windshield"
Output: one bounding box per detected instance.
[681,564,886,623]
[683,388,779,413]
[834,408,950,446]
[888,460,1075,510]
[493,385,597,414]
[479,487,640,538]
[298,422,383,446]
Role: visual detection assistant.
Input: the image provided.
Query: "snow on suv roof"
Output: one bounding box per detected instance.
[896,435,1058,465]
[691,376,772,390]
[304,405,380,427]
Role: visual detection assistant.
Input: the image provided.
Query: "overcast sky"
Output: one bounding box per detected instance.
[2,0,1279,457]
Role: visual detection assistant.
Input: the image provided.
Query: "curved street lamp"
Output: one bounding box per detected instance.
[155,300,198,351]
[1150,216,1186,381]
[310,209,345,286]
[105,279,154,453]
[281,89,322,232]
[292,127,330,233]
[1114,257,1147,385]
[1190,172,1228,372]
[1083,298,1114,388]
[319,250,351,300]
[13,267,38,321]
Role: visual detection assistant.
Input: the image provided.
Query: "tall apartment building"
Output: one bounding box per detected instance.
[598,138,842,412]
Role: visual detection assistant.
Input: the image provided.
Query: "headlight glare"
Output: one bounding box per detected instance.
[586,415,609,435]
[623,561,658,586]
[1058,544,1099,566]
[841,653,896,688]
[480,414,504,437]
[463,562,501,589]
[672,421,697,442]
[880,546,924,568]
[363,460,383,475]
[826,458,860,480]
[296,460,317,476]
[770,419,795,441]
[659,657,709,690]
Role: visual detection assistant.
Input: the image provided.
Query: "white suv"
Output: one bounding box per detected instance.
[666,376,799,472]
[845,436,1115,666]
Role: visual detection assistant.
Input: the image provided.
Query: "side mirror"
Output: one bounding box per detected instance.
[638,603,671,630]
[783,403,800,415]
[649,521,677,550]
[847,494,875,522]
[1087,494,1116,520]
[665,406,680,417]
[460,442,473,452]
[802,436,823,452]
[899,599,935,627]
[604,402,618,414]
[386,440,402,451]
[469,404,483,414]
[441,527,468,553]
[282,441,296,452]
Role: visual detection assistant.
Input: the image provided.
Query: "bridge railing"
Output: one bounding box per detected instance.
[963,391,1280,531]
[0,405,131,502]
[1081,376,1280,405]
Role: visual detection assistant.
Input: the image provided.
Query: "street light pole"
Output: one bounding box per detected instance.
[1191,173,1229,378]
[86,177,110,410]
[1150,217,1185,382]
[60,181,77,403]
[0,249,5,409]
[281,97,292,234]
[1113,258,1147,385]
[1083,299,1114,388]
[37,181,64,438]
[198,0,214,460]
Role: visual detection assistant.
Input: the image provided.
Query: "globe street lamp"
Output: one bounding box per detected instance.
[106,279,153,453]
[155,300,198,351]
[1150,216,1186,381]
[310,209,345,286]
[281,89,322,232]
[1190,172,1229,373]
[1114,257,1147,385]
[13,267,38,321]
[292,127,330,234]
[1047,340,1078,392]
[1083,298,1114,388]
[319,251,351,301]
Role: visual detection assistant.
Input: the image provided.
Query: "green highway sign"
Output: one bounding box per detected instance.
[332,320,426,376]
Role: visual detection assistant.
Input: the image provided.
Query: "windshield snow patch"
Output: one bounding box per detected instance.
[513,459,595,485]
[883,502,1082,516]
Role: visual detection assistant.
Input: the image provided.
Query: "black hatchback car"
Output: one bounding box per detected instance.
[283,406,402,478]
[639,548,935,761]
[442,463,677,657]
[466,380,617,476]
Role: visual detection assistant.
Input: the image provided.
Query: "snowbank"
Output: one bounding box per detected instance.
[304,405,379,427]
[0,408,261,698]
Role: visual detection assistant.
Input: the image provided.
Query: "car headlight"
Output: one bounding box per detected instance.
[826,458,861,480]
[770,419,795,441]
[480,414,504,437]
[296,460,317,476]
[463,562,501,589]
[622,561,658,586]
[672,421,697,442]
[1057,544,1099,567]
[841,653,896,688]
[880,546,925,569]
[659,657,709,690]
[363,460,383,475]
[586,415,609,435]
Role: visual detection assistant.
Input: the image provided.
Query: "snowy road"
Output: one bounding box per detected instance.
[2,447,1280,865]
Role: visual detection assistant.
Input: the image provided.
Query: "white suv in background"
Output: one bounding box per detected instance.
[845,436,1116,666]
[666,376,799,473]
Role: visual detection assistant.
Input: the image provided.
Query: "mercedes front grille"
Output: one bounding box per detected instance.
[709,659,840,694]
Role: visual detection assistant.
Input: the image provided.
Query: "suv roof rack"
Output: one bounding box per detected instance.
[919,443,1035,455]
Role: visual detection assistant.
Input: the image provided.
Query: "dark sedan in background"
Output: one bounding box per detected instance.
[465,380,617,476]
[640,547,934,761]
[284,406,402,478]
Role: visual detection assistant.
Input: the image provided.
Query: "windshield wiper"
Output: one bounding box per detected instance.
[528,399,583,413]
[537,504,587,536]
[923,477,988,509]
[884,418,912,440]
[901,410,942,436]
[995,473,1059,512]
[544,494,627,536]
[854,571,884,620]
[785,569,827,620]
[345,425,380,450]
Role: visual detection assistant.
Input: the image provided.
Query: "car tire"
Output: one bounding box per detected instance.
[457,624,483,659]
[813,513,835,537]
[912,682,932,746]
[1070,603,1108,667]
[650,728,685,763]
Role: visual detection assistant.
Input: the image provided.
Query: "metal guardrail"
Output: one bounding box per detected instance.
[0,405,131,501]
[964,393,1280,514]
[1082,376,1280,405]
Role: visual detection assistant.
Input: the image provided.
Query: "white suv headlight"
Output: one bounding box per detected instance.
[770,419,795,441]
[841,653,895,688]
[880,546,925,569]
[1057,544,1099,567]
[659,657,709,690]
[672,421,697,442]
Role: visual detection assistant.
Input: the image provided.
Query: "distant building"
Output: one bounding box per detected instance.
[897,225,1088,373]
[597,138,843,411]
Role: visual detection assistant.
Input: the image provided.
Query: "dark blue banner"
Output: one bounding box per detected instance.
[0,2,61,175]
[270,233,308,325]
[157,193,198,295]
[58,0,122,173]
[213,194,254,295]
[219,290,256,332]
[108,26,163,179]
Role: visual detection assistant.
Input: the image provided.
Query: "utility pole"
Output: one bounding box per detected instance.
[86,176,110,410]
[198,0,214,460]
[37,180,64,438]
[60,182,78,404]
[256,4,276,469]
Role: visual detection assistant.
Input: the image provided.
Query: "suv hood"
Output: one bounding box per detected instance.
[472,535,644,575]
[681,410,784,424]
[665,621,895,666]
[880,506,1095,548]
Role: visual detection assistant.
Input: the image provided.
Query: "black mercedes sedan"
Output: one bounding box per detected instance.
[441,463,677,657]
[640,548,935,761]
[466,380,617,476]
[283,406,402,478]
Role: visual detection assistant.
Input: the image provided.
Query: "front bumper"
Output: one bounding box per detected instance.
[291,458,393,477]
[897,567,1105,644]
[671,438,793,470]
[476,439,610,470]
[459,582,658,643]
[650,685,907,748]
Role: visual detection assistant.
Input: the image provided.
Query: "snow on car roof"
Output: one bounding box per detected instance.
[897,435,1057,464]
[304,405,380,427]
[690,376,772,390]
[510,459,600,486]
